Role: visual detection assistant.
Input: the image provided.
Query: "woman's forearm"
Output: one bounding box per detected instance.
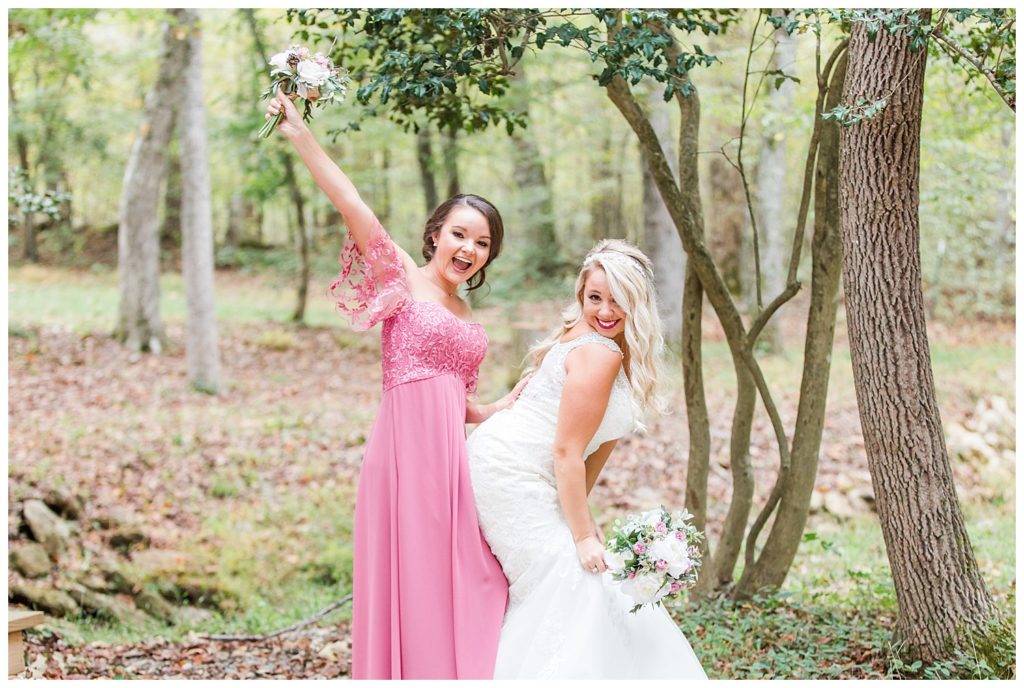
[465,401,496,425]
[554,452,593,543]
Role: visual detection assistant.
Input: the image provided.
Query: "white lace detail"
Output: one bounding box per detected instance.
[467,331,707,679]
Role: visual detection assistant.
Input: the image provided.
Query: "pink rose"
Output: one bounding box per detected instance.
[675,531,685,541]
[627,572,637,579]
[655,522,667,533]
[656,559,669,571]
[633,542,646,554]
[670,581,683,593]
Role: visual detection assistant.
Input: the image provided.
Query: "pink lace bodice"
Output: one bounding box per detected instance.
[329,219,487,395]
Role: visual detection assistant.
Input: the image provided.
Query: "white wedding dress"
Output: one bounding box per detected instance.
[467,332,708,679]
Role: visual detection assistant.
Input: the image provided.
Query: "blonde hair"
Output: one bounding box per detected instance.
[526,239,669,422]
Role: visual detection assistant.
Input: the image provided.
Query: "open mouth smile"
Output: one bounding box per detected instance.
[451,257,473,274]
[596,318,621,331]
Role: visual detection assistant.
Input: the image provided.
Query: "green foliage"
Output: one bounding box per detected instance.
[287,9,736,133]
[8,167,72,219]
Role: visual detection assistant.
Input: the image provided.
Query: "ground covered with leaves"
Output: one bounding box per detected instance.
[9,268,1016,679]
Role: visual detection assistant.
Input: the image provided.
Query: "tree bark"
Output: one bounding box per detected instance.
[707,156,746,297]
[443,128,460,198]
[509,66,562,279]
[115,10,188,352]
[753,11,797,351]
[641,83,685,349]
[161,145,182,250]
[840,10,996,661]
[179,9,220,391]
[416,126,439,214]
[735,52,848,597]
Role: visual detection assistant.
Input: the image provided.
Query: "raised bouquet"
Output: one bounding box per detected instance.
[603,506,704,613]
[258,44,349,138]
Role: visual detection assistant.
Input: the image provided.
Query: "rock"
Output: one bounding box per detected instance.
[134,587,177,623]
[43,485,84,520]
[823,491,856,519]
[10,542,53,578]
[40,617,85,645]
[61,582,150,627]
[91,556,142,595]
[9,582,81,618]
[23,500,72,559]
[108,529,151,553]
[849,487,877,512]
[174,606,215,627]
[161,577,238,612]
[92,506,138,530]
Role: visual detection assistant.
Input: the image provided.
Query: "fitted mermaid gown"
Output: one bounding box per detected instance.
[331,220,507,679]
[467,332,707,679]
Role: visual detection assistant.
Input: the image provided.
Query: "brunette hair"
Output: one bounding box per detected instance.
[421,194,504,291]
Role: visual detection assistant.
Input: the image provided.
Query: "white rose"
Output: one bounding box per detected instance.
[269,51,291,75]
[647,537,693,577]
[621,573,669,605]
[603,549,628,573]
[296,59,331,87]
[641,509,664,527]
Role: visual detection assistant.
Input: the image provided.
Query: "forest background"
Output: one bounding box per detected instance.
[7,7,1016,680]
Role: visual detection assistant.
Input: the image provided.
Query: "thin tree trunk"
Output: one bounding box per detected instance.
[509,65,561,279]
[735,52,847,597]
[416,127,439,214]
[115,10,188,352]
[840,11,996,661]
[10,75,38,262]
[180,9,220,391]
[161,146,182,249]
[242,8,310,323]
[641,83,685,349]
[590,129,625,242]
[443,129,460,198]
[225,192,243,249]
[707,156,746,297]
[754,10,797,352]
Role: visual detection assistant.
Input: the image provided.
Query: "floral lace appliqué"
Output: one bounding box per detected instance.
[328,220,410,332]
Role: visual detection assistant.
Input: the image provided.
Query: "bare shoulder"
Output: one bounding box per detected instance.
[565,340,622,382]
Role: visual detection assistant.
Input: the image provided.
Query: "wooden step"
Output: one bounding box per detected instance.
[9,609,44,676]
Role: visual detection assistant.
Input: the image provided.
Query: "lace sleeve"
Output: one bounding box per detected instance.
[328,219,411,331]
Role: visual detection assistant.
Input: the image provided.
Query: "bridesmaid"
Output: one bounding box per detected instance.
[266,92,519,679]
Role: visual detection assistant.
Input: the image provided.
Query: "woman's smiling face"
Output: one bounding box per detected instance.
[430,205,492,286]
[582,267,626,339]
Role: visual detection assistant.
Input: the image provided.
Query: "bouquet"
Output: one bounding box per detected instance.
[603,506,704,613]
[258,44,349,139]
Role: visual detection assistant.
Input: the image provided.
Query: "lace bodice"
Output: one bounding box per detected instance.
[329,220,487,394]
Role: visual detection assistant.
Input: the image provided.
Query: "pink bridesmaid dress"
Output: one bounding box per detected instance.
[329,219,508,679]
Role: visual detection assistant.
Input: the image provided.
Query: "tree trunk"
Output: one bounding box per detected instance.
[443,128,460,198]
[753,11,797,352]
[115,10,188,352]
[707,156,746,297]
[242,7,310,323]
[288,162,310,323]
[641,83,685,349]
[735,52,848,597]
[161,145,182,250]
[10,75,38,263]
[179,9,220,392]
[224,192,243,249]
[416,126,439,214]
[840,11,996,661]
[509,65,562,280]
[675,78,712,572]
[590,129,625,243]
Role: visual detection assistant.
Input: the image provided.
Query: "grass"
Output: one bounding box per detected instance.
[11,265,1015,678]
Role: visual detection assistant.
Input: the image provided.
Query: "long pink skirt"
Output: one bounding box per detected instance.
[351,373,508,679]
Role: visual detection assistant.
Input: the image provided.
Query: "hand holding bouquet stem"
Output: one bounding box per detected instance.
[257,44,348,139]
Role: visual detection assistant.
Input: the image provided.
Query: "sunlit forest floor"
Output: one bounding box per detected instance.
[8,263,1015,679]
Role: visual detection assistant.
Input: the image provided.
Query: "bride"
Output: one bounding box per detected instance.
[467,240,708,679]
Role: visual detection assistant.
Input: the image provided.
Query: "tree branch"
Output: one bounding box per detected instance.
[201,595,353,642]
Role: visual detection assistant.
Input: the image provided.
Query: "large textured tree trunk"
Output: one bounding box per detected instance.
[179,9,220,392]
[115,10,188,352]
[753,10,797,351]
[641,83,685,349]
[735,51,848,597]
[416,127,439,214]
[840,11,996,661]
[509,66,561,279]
